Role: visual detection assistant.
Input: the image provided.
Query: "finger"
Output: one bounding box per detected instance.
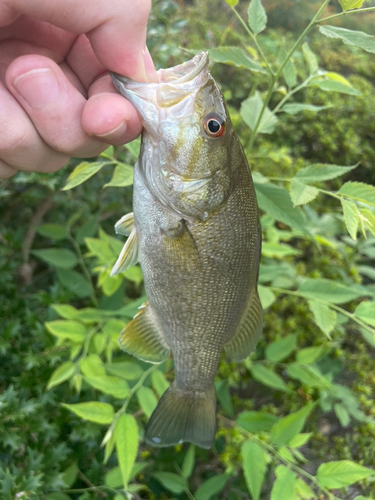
[6,54,108,158]
[82,74,142,145]
[0,160,18,178]
[0,81,69,173]
[1,0,157,81]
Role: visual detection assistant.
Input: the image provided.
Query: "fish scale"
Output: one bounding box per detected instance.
[110,51,263,449]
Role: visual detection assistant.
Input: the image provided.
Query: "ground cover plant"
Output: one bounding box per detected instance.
[1,0,375,499]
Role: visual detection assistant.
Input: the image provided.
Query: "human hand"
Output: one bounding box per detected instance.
[0,0,157,179]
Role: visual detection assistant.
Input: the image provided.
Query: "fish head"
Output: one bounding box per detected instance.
[111,52,236,219]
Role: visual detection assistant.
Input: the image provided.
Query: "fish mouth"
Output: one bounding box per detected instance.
[111,51,209,87]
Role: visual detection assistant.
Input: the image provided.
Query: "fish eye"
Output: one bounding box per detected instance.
[203,113,225,138]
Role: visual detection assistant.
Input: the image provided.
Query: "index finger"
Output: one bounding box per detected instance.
[1,0,155,81]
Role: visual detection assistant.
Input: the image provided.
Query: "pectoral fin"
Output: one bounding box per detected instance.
[115,212,134,236]
[224,288,263,361]
[119,303,171,364]
[111,226,139,276]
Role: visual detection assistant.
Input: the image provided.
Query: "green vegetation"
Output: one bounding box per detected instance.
[1,0,375,499]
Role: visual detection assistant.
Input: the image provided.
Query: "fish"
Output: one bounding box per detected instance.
[110,51,263,449]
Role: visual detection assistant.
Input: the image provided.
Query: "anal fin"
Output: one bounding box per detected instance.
[224,288,263,361]
[119,304,170,364]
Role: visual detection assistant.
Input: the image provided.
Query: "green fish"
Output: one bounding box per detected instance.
[110,52,262,449]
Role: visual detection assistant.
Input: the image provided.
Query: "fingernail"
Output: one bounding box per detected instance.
[95,120,127,138]
[143,46,159,83]
[13,68,60,108]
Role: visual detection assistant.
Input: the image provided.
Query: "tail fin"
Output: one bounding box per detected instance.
[144,384,216,449]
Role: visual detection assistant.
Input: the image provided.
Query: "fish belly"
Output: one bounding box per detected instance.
[133,160,260,393]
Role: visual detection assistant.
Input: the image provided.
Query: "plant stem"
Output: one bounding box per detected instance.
[247,0,331,151]
[256,75,315,133]
[317,5,375,23]
[118,364,158,416]
[67,233,98,307]
[232,7,273,75]
[184,487,196,500]
[269,286,375,337]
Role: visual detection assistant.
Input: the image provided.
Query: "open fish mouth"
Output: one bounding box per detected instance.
[111,51,208,87]
[110,52,210,110]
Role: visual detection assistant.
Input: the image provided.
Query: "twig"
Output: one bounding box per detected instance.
[77,470,107,498]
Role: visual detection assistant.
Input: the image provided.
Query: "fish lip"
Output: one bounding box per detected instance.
[110,51,209,88]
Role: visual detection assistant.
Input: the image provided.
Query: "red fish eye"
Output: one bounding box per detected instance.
[203,113,225,138]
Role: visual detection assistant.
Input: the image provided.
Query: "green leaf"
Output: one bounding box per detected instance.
[195,473,229,500]
[115,414,139,490]
[237,411,278,432]
[84,375,129,399]
[250,363,291,392]
[282,103,330,114]
[295,163,357,182]
[241,92,278,134]
[338,181,375,207]
[286,363,331,389]
[61,462,78,488]
[308,301,337,338]
[51,304,78,320]
[299,278,368,304]
[62,161,104,190]
[80,354,106,377]
[334,403,351,427]
[46,494,72,500]
[258,285,276,309]
[255,182,307,233]
[317,460,375,488]
[290,179,319,206]
[224,0,238,6]
[341,198,360,240]
[182,445,195,479]
[45,320,86,342]
[265,334,297,362]
[36,224,68,240]
[151,370,170,397]
[215,379,234,416]
[137,386,158,418]
[47,361,76,389]
[85,237,115,263]
[208,47,265,73]
[104,164,134,188]
[355,301,375,327]
[32,248,78,269]
[100,145,114,159]
[279,48,296,88]
[242,440,267,500]
[302,43,318,74]
[153,472,186,494]
[295,478,315,500]
[320,25,375,54]
[125,138,141,159]
[338,0,364,11]
[262,242,301,258]
[312,78,361,96]
[270,465,296,500]
[248,0,267,34]
[270,403,315,446]
[288,433,312,448]
[56,269,92,299]
[62,402,114,424]
[106,362,144,380]
[296,345,329,364]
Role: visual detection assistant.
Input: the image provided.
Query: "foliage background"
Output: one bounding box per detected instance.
[1,0,375,499]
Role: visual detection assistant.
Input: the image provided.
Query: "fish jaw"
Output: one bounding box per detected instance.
[110,51,210,135]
